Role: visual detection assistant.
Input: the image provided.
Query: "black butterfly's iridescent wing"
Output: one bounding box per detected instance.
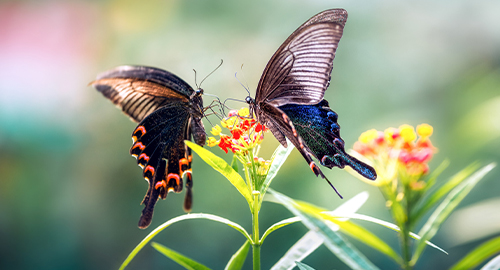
[91,66,194,122]
[130,103,198,229]
[255,9,347,107]
[279,101,376,181]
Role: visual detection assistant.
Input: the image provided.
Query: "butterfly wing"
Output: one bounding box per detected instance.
[279,101,376,180]
[130,103,200,229]
[91,66,205,229]
[255,9,347,107]
[91,65,194,122]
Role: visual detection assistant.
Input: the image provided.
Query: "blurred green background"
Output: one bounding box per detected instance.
[1,0,499,269]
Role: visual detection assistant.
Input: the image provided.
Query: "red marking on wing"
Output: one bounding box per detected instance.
[167,173,181,186]
[188,155,193,163]
[282,113,290,122]
[132,142,146,151]
[309,162,318,173]
[145,165,155,175]
[135,125,146,135]
[139,153,150,161]
[155,180,167,190]
[179,158,189,173]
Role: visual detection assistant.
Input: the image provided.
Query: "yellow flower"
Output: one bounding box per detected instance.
[207,137,218,147]
[210,125,222,136]
[399,124,416,143]
[359,129,378,143]
[238,107,250,117]
[417,123,433,138]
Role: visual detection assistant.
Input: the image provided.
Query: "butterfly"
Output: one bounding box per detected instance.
[91,66,206,229]
[245,9,377,197]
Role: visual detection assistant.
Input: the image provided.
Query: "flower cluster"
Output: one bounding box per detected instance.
[207,108,268,154]
[352,124,436,187]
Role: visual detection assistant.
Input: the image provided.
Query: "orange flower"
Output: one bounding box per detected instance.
[208,107,268,155]
[352,124,437,185]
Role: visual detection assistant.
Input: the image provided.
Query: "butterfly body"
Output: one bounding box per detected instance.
[247,9,376,196]
[91,66,205,228]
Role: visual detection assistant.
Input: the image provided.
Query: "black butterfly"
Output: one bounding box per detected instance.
[245,9,377,197]
[91,66,206,229]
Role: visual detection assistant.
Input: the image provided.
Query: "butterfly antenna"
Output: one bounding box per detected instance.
[235,71,251,97]
[240,64,251,94]
[199,59,223,89]
[193,69,199,90]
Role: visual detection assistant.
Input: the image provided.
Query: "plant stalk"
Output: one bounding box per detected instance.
[252,192,261,270]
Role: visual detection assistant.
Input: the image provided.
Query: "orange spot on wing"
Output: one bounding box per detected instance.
[139,153,150,161]
[188,155,193,163]
[145,165,155,175]
[155,180,167,190]
[309,162,317,173]
[132,142,146,151]
[167,173,181,186]
[135,126,146,135]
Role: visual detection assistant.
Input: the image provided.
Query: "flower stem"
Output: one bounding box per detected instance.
[252,191,261,270]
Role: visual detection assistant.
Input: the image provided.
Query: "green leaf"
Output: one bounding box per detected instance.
[225,240,250,270]
[450,236,500,270]
[481,255,500,270]
[269,189,380,270]
[261,142,294,195]
[119,213,251,270]
[152,242,211,270]
[286,198,401,265]
[341,213,447,255]
[270,192,370,270]
[231,154,239,173]
[422,159,450,192]
[295,261,317,270]
[185,141,252,205]
[318,212,402,264]
[411,163,496,264]
[261,217,301,243]
[411,162,479,221]
[271,231,323,270]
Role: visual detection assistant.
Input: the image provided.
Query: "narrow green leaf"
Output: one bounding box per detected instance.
[340,213,447,255]
[231,154,239,173]
[185,141,252,205]
[481,254,500,270]
[270,192,369,270]
[261,142,294,195]
[411,162,479,221]
[450,236,500,270]
[318,213,402,264]
[261,217,301,243]
[119,213,251,270]
[288,199,402,264]
[295,261,317,270]
[412,163,496,264]
[271,231,323,270]
[152,242,211,270]
[422,159,450,192]
[225,240,250,270]
[269,189,380,270]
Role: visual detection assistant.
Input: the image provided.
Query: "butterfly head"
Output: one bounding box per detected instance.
[195,88,204,96]
[245,96,254,104]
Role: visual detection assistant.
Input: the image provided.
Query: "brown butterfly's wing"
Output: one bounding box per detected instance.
[255,9,347,107]
[90,65,194,122]
[91,66,205,229]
